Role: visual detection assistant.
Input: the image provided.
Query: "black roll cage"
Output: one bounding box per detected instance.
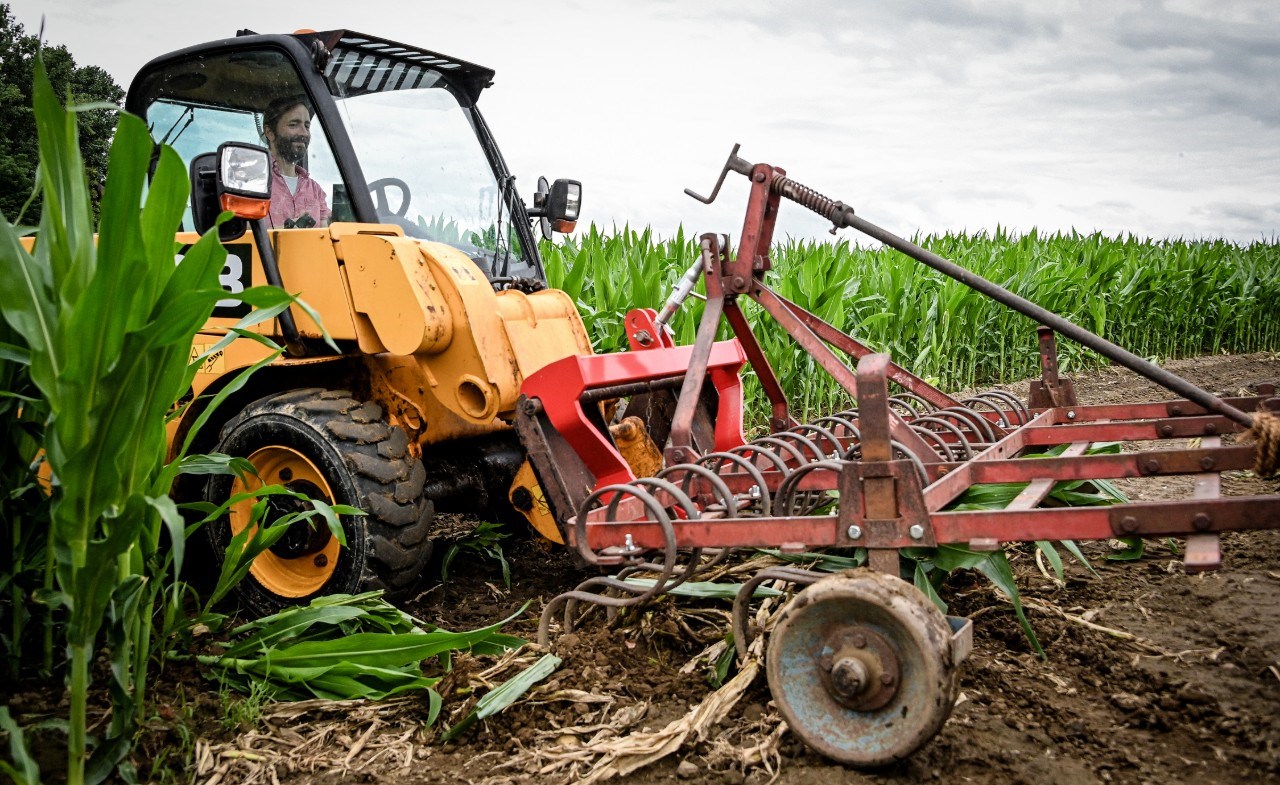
[124,29,544,282]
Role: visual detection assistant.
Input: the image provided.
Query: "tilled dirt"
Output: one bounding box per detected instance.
[170,353,1280,784]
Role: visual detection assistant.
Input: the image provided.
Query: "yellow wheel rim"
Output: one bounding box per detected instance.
[229,445,341,598]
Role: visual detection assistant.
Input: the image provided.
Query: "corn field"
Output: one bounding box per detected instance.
[542,225,1280,424]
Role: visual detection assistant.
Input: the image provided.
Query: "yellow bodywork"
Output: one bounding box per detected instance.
[174,223,593,537]
[182,223,592,440]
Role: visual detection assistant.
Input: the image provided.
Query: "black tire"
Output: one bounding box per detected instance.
[206,388,433,615]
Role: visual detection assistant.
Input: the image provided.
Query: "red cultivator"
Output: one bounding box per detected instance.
[516,146,1280,766]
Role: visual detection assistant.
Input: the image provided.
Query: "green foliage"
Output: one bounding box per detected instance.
[440,521,511,588]
[541,226,1280,426]
[0,52,304,785]
[0,4,123,223]
[0,707,38,785]
[440,652,562,742]
[0,52,229,785]
[200,593,526,715]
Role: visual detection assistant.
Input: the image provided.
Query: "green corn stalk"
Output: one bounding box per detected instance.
[0,54,332,784]
[542,225,1280,426]
[0,55,231,784]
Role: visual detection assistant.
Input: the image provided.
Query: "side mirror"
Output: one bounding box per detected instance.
[190,143,273,242]
[529,176,582,239]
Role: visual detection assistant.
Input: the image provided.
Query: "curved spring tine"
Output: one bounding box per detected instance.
[891,391,936,414]
[935,406,997,443]
[657,462,741,518]
[888,395,921,418]
[974,389,1030,424]
[732,566,825,660]
[891,440,931,484]
[728,441,794,478]
[630,475,701,520]
[961,395,1011,429]
[540,483,680,645]
[788,422,844,458]
[697,451,772,517]
[749,435,810,468]
[811,414,860,442]
[766,429,826,464]
[776,458,844,516]
[701,450,768,517]
[910,415,974,460]
[909,424,956,462]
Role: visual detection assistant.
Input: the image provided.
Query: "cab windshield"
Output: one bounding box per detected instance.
[323,44,533,279]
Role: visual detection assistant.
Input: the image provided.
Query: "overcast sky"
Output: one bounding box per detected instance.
[12,0,1280,244]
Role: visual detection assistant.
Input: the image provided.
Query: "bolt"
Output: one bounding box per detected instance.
[750,485,761,499]
[1119,516,1139,533]
[624,533,637,552]
[672,449,687,463]
[511,487,534,512]
[1159,424,1175,438]
[1170,405,1183,416]
[1200,456,1215,471]
[634,330,653,347]
[1066,410,1077,420]
[1192,513,1212,531]
[1203,422,1218,435]
[313,554,328,568]
[829,657,869,699]
[279,467,293,482]
[880,672,894,686]
[909,524,925,540]
[1142,459,1161,475]
[847,524,863,540]
[522,399,541,417]
[851,632,867,649]
[732,275,746,290]
[754,172,767,183]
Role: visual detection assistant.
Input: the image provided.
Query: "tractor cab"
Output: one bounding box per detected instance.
[125,29,579,286]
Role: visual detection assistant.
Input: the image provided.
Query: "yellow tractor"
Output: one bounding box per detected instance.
[132,29,599,613]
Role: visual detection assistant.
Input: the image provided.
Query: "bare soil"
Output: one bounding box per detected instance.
[88,354,1280,784]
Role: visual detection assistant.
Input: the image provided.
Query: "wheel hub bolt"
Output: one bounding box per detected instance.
[830,657,870,699]
[314,554,328,568]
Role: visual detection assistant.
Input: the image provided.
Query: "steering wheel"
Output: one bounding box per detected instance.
[367,177,411,218]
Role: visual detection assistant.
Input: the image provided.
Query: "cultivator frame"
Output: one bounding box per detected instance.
[517,145,1280,766]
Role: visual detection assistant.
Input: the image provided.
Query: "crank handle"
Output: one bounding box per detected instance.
[684,143,755,204]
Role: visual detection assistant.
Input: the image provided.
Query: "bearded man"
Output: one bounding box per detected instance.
[263,95,331,229]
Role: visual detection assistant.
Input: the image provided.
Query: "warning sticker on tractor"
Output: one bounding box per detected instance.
[190,344,225,375]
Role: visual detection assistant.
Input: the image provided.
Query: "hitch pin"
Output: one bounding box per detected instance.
[653,257,706,330]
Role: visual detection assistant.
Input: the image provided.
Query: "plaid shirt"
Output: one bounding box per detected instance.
[268,160,331,229]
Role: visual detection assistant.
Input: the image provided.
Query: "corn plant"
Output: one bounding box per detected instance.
[440,520,512,588]
[0,56,300,785]
[541,226,1280,426]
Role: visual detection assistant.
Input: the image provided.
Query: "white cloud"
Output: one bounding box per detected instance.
[10,0,1278,244]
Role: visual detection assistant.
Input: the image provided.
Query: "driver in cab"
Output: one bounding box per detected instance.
[263,95,330,229]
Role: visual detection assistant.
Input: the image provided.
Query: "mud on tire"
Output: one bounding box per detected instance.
[207,388,433,615]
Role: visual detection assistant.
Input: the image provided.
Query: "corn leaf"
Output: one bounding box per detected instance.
[439,653,563,742]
